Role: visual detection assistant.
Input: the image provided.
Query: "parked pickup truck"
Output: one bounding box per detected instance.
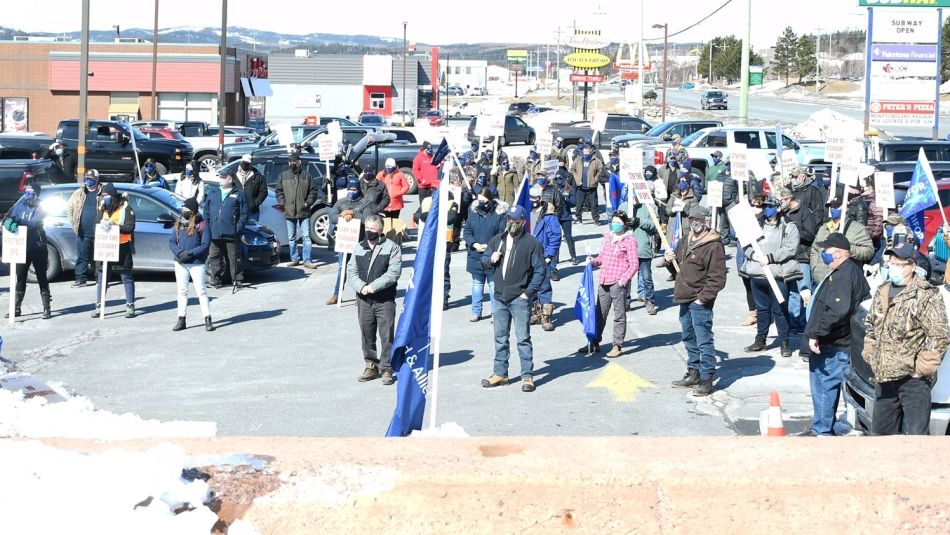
[0,159,73,214]
[56,120,193,181]
[550,114,653,152]
[610,120,723,151]
[795,139,950,184]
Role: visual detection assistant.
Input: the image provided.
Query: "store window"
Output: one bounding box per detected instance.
[158,92,215,123]
[454,67,461,75]
[466,67,472,75]
[370,92,385,110]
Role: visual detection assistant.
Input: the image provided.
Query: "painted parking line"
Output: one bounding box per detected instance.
[586,362,656,402]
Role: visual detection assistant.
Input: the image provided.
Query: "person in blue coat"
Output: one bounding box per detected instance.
[204,174,248,290]
[463,188,506,322]
[3,183,52,319]
[169,197,214,332]
[529,185,562,332]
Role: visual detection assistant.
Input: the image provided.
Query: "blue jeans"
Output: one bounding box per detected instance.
[788,262,812,334]
[471,272,495,316]
[249,209,260,222]
[679,302,716,380]
[537,261,554,305]
[332,253,345,298]
[493,296,533,378]
[285,217,312,262]
[751,277,790,343]
[637,256,655,302]
[809,347,849,436]
[96,267,135,305]
[75,234,95,282]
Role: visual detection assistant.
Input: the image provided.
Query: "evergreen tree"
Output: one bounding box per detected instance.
[772,26,798,86]
[795,35,817,85]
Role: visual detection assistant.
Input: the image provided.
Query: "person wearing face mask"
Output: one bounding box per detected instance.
[67,169,103,287]
[524,145,542,178]
[377,158,410,219]
[777,187,818,338]
[529,187,562,331]
[40,141,76,182]
[463,189,507,322]
[864,242,950,435]
[463,141,480,166]
[234,154,267,222]
[168,197,214,332]
[845,184,869,226]
[583,211,639,357]
[412,141,440,202]
[92,183,136,318]
[790,167,827,226]
[347,214,403,385]
[276,152,320,268]
[327,178,375,305]
[664,175,699,281]
[481,205,546,393]
[3,184,52,319]
[863,178,884,253]
[810,190,874,282]
[492,159,518,205]
[554,174,579,266]
[705,150,725,188]
[569,144,605,225]
[739,197,801,358]
[205,174,248,291]
[174,162,205,203]
[136,158,168,189]
[665,134,689,164]
[618,192,658,315]
[360,167,391,216]
[800,233,869,435]
[666,206,726,397]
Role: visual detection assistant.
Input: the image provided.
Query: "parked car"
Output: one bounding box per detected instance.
[448,101,481,117]
[206,126,261,142]
[507,102,535,116]
[700,90,728,110]
[426,110,447,126]
[526,106,553,115]
[680,82,695,90]
[469,87,488,96]
[130,120,177,130]
[610,120,723,151]
[19,182,278,282]
[380,127,418,143]
[439,86,464,96]
[466,115,536,146]
[0,159,74,214]
[550,114,653,152]
[388,111,415,126]
[357,112,386,127]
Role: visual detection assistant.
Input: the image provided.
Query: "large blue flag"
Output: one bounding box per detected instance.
[514,175,533,232]
[608,171,627,212]
[385,191,441,437]
[905,211,926,251]
[900,148,938,219]
[574,263,598,344]
[430,137,451,167]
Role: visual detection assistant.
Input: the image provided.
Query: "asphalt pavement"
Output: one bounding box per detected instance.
[1,177,816,437]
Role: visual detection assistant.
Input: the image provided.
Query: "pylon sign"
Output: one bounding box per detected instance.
[614,42,651,71]
[565,29,610,78]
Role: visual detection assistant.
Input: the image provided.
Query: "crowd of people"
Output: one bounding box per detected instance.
[6,133,950,436]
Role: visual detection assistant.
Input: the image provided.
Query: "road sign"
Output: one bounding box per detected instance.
[317,134,336,161]
[569,73,606,83]
[334,218,362,254]
[564,52,611,69]
[507,49,528,63]
[94,225,120,262]
[2,227,26,264]
[875,171,896,209]
[869,100,936,127]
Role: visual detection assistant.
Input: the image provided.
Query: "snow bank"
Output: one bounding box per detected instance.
[524,109,582,136]
[0,373,216,439]
[787,109,864,141]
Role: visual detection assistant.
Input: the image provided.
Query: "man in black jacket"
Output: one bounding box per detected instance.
[276,152,320,268]
[802,232,870,436]
[480,205,546,393]
[779,186,818,336]
[235,154,268,222]
[360,168,391,216]
[40,141,77,182]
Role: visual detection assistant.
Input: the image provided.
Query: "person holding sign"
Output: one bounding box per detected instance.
[3,184,52,320]
[738,197,801,359]
[667,206,726,397]
[327,178,375,305]
[92,183,136,319]
[347,215,403,385]
[169,197,214,332]
[618,194,659,316]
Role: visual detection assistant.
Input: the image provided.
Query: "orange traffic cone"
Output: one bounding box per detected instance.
[759,391,786,436]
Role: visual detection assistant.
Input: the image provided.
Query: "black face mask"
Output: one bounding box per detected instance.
[240,162,251,171]
[365,230,381,242]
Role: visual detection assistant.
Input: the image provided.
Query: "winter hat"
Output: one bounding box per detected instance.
[183,197,199,214]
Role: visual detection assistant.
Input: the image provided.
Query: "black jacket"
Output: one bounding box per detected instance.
[482,231,545,302]
[361,178,391,215]
[276,167,319,219]
[793,181,828,226]
[235,167,268,213]
[847,194,869,227]
[40,147,77,182]
[802,258,870,352]
[784,202,818,263]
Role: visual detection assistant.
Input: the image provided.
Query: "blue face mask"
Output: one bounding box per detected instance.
[501,163,509,171]
[888,267,907,286]
[101,195,112,208]
[644,171,654,180]
[185,168,193,177]
[471,145,478,153]
[610,222,625,234]
[537,177,549,187]
[764,207,778,218]
[85,178,96,188]
[670,160,679,168]
[554,140,562,149]
[712,157,721,165]
[144,164,154,174]
[347,190,361,200]
[830,208,842,221]
[878,265,890,282]
[609,157,619,166]
[820,251,835,266]
[582,153,592,161]
[385,166,396,173]
[23,188,35,200]
[678,182,688,191]
[529,151,538,160]
[425,149,433,156]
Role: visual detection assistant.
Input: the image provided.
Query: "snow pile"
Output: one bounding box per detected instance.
[0,374,216,439]
[788,109,864,141]
[524,109,582,136]
[0,441,260,534]
[409,421,469,437]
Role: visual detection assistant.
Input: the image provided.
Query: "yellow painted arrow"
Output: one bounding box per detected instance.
[586,362,656,402]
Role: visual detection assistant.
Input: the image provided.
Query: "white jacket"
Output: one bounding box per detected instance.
[175,176,205,203]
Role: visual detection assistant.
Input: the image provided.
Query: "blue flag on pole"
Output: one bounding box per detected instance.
[900,149,938,219]
[385,192,441,437]
[574,263,598,344]
[608,171,627,212]
[904,210,926,249]
[430,137,451,167]
[669,213,682,251]
[514,175,533,232]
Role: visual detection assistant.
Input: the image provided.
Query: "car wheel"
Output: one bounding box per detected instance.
[564,144,578,157]
[27,244,61,283]
[527,132,536,145]
[309,207,330,247]
[401,167,418,194]
[198,154,220,173]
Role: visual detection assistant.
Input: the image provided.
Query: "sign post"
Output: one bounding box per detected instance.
[2,227,26,324]
[333,218,362,308]
[93,223,120,320]
[875,170,895,221]
[630,172,678,272]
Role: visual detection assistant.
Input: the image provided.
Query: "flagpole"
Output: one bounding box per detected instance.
[426,175,450,431]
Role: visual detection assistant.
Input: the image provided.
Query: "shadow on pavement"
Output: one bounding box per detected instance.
[714,354,776,390]
[531,353,609,388]
[214,308,287,328]
[438,349,475,367]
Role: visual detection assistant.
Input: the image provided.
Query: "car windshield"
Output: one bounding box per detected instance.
[137,185,185,211]
[707,92,724,98]
[645,122,674,136]
[127,126,149,143]
[682,129,706,146]
[427,111,440,117]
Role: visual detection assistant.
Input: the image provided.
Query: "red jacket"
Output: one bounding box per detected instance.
[412,149,440,189]
[377,169,411,211]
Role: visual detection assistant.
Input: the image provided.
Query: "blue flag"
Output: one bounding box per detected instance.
[899,149,938,219]
[430,137,451,167]
[514,175,533,232]
[669,213,682,251]
[385,191,441,437]
[904,211,926,250]
[574,263,598,344]
[608,172,627,212]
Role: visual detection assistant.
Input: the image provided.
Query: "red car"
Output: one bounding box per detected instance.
[426,110,446,127]
[138,128,186,141]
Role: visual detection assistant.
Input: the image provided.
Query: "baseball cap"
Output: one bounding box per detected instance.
[688,206,709,220]
[346,177,361,189]
[385,157,396,167]
[241,154,252,163]
[815,232,850,251]
[885,242,915,260]
[507,205,527,220]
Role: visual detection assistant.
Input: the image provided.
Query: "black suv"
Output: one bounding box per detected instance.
[700,91,728,110]
[507,102,535,116]
[56,120,193,180]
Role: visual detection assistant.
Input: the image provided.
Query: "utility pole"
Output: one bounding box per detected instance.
[815,27,822,94]
[151,0,159,119]
[739,0,751,126]
[217,0,227,161]
[78,0,90,177]
[637,0,644,119]
[556,26,562,100]
[653,23,668,122]
[402,22,407,126]
[545,42,550,86]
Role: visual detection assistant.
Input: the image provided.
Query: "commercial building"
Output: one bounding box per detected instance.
[438,59,488,92]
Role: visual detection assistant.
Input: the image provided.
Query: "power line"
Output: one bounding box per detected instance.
[645,0,734,41]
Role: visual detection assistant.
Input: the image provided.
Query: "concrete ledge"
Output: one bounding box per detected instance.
[31,436,950,533]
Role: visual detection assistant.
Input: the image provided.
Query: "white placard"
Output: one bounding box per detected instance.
[542,160,559,174]
[872,9,939,44]
[536,133,553,156]
[706,181,724,208]
[875,171,896,209]
[839,142,863,188]
[317,134,337,161]
[474,115,492,137]
[275,123,295,148]
[0,373,67,403]
[726,202,763,247]
[94,224,120,262]
[334,217,362,254]
[780,151,798,178]
[2,227,26,264]
[825,135,847,163]
[620,147,643,174]
[628,172,654,205]
[730,143,749,182]
[591,112,608,133]
[327,120,343,146]
[487,114,505,136]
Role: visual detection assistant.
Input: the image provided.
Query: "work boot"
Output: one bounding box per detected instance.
[571,257,580,266]
[672,369,701,388]
[381,369,395,385]
[541,304,555,332]
[5,291,24,318]
[741,311,757,326]
[125,304,136,318]
[289,260,302,267]
[692,377,715,397]
[71,279,87,288]
[358,365,380,382]
[780,341,792,358]
[530,303,541,325]
[205,316,216,332]
[744,338,767,352]
[481,374,508,388]
[577,342,600,354]
[40,291,51,320]
[173,316,186,331]
[551,269,560,282]
[521,376,535,392]
[303,262,318,270]
[90,303,101,318]
[326,295,338,305]
[606,345,623,358]
[645,300,658,316]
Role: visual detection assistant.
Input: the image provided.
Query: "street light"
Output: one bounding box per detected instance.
[402,22,407,127]
[652,23,668,122]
